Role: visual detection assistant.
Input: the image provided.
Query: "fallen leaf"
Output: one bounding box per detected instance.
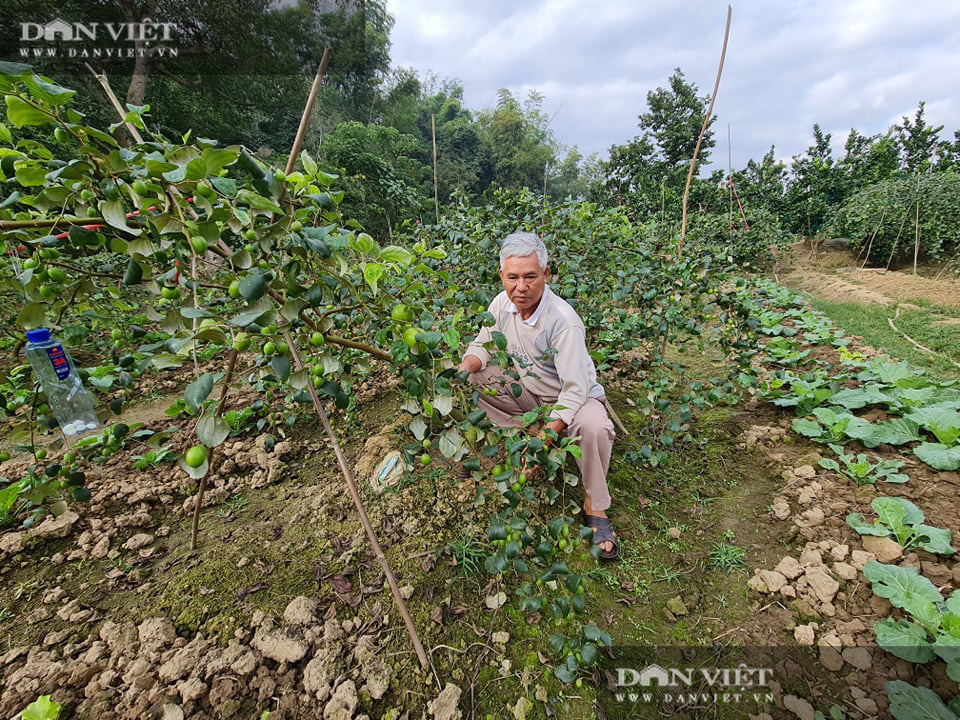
[430,606,443,625]
[484,591,507,610]
[236,583,267,600]
[346,593,362,608]
[332,574,352,594]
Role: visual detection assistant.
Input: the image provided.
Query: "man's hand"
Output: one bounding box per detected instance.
[458,355,482,375]
[540,419,566,447]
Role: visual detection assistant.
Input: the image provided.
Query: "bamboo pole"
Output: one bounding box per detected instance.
[913,173,921,274]
[282,329,430,670]
[431,114,440,224]
[85,62,144,144]
[279,46,430,672]
[679,5,732,254]
[727,123,733,237]
[284,46,332,176]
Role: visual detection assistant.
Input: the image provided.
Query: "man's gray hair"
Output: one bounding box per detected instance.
[499,231,548,270]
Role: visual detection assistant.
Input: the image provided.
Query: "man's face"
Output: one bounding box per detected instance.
[500,253,549,313]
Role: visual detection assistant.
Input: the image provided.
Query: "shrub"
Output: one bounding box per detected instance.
[823,172,960,266]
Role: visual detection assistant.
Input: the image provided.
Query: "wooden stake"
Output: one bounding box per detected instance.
[282,329,430,670]
[679,5,732,254]
[432,113,440,224]
[84,62,144,144]
[285,46,332,176]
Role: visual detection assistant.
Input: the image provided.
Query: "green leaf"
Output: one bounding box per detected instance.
[547,633,565,654]
[379,245,414,267]
[873,495,924,528]
[300,150,317,176]
[0,61,32,78]
[210,176,237,197]
[0,481,21,521]
[229,297,273,328]
[829,385,889,409]
[184,373,215,413]
[22,694,61,720]
[865,418,923,447]
[842,416,878,442]
[270,355,291,381]
[14,163,47,186]
[239,271,267,302]
[905,405,960,446]
[863,561,943,610]
[23,75,75,105]
[873,360,916,386]
[914,442,960,471]
[17,302,46,329]
[353,232,379,258]
[123,258,143,286]
[791,418,823,437]
[875,620,936,664]
[363,262,384,292]
[553,663,577,683]
[580,643,598,665]
[933,637,960,681]
[236,189,283,214]
[200,147,238,175]
[519,597,542,612]
[180,308,215,320]
[885,680,959,720]
[196,416,230,448]
[5,95,54,128]
[583,624,603,642]
[914,524,956,555]
[846,513,892,537]
[100,199,141,237]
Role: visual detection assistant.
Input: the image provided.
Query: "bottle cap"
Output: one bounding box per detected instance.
[26,328,51,343]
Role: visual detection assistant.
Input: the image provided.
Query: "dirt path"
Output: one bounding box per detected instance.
[779,247,960,307]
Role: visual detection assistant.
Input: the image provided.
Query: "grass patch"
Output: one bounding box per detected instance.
[805,296,960,379]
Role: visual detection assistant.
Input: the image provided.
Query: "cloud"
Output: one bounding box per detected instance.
[386,0,960,168]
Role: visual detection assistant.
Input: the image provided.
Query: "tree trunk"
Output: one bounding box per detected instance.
[120,0,154,107]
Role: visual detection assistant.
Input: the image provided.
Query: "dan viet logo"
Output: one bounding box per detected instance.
[613,663,774,705]
[18,18,179,59]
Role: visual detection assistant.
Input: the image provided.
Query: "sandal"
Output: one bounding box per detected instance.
[584,514,621,562]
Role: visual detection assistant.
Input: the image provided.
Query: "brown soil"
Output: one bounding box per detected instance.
[778,243,960,307]
[1,287,959,719]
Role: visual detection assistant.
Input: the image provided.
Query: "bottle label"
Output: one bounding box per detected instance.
[46,344,71,380]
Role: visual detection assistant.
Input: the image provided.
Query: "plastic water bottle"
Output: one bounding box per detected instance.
[24,328,99,437]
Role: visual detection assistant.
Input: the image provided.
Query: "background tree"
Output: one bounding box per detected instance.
[319,121,430,238]
[475,89,557,192]
[593,68,716,220]
[895,102,943,174]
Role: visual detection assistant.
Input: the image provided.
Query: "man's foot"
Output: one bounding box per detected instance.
[583,497,618,558]
[584,514,620,561]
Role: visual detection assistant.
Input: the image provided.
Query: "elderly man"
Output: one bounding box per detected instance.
[458,231,619,561]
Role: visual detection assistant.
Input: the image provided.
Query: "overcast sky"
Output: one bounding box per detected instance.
[386,0,960,169]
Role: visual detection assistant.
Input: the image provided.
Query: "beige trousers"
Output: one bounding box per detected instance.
[469,366,615,511]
